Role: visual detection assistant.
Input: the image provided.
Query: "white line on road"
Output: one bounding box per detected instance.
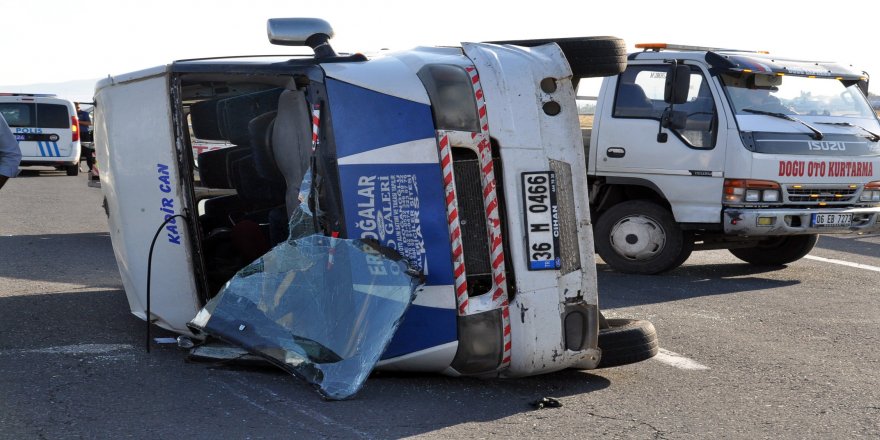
[653,348,710,370]
[29,344,134,355]
[804,255,880,273]
[0,344,135,361]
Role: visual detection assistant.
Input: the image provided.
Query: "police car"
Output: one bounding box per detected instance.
[0,93,82,176]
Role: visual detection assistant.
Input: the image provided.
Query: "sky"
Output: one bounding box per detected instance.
[2,0,878,100]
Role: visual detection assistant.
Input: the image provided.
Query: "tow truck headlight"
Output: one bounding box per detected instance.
[860,181,880,202]
[724,179,781,204]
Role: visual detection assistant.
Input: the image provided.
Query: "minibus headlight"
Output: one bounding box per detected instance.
[418,64,480,132]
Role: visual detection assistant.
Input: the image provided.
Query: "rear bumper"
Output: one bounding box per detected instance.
[723,206,880,235]
[20,157,79,167]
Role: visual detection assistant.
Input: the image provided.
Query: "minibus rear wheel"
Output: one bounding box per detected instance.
[597,318,658,368]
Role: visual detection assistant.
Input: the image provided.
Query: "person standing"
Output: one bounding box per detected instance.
[0,113,22,190]
[76,102,95,172]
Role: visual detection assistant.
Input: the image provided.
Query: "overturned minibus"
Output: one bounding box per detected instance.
[94,18,655,397]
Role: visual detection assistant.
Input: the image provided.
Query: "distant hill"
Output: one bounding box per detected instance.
[0,78,100,104]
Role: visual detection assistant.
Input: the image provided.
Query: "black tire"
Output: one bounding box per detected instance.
[66,165,79,176]
[597,318,658,368]
[487,36,627,78]
[728,235,818,266]
[595,200,692,274]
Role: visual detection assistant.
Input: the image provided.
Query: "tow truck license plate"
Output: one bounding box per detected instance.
[522,171,560,270]
[811,213,852,227]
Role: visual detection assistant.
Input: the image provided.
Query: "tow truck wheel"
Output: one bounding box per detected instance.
[597,318,658,368]
[66,165,79,176]
[595,200,692,274]
[728,235,819,266]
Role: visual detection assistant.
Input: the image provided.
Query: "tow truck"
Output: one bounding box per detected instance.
[577,43,880,274]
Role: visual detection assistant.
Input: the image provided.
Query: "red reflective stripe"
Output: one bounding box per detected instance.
[492,252,504,270]
[485,198,498,216]
[452,243,463,258]
[450,225,461,242]
[494,272,505,286]
[491,235,502,253]
[454,263,466,278]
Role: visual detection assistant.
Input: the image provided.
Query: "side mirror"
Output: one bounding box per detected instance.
[661,109,688,130]
[664,65,691,104]
[267,18,337,58]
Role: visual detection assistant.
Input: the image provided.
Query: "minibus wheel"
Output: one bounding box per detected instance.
[485,36,627,77]
[597,318,658,368]
[66,165,79,176]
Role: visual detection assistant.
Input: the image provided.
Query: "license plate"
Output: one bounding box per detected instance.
[522,171,560,270]
[811,213,852,227]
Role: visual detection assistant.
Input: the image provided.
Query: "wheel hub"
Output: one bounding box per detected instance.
[609,215,666,260]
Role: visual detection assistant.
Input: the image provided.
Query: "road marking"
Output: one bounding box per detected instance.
[804,255,880,273]
[29,344,133,355]
[653,348,709,370]
[0,344,135,361]
[213,376,373,439]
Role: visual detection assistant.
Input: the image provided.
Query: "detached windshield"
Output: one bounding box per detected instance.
[722,74,874,118]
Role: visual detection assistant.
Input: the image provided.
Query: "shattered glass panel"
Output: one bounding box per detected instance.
[189,210,420,400]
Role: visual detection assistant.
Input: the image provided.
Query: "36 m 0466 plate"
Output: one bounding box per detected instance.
[521,171,560,270]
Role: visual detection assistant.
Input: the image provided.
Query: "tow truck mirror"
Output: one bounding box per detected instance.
[661,109,688,130]
[664,65,691,104]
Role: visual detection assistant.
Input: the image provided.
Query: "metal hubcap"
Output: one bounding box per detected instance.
[608,215,666,261]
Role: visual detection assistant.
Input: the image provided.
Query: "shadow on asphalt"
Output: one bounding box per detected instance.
[0,232,119,288]
[815,234,880,261]
[0,286,614,437]
[597,262,801,309]
[13,168,70,178]
[0,289,148,350]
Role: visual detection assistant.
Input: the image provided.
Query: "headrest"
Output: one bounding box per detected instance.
[190,88,284,144]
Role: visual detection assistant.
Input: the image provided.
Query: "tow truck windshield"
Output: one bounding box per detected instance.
[724,75,875,118]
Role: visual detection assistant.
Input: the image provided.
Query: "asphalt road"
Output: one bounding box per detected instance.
[1,168,879,439]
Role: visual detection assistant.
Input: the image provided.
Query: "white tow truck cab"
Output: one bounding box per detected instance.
[579,43,880,274]
[95,18,653,385]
